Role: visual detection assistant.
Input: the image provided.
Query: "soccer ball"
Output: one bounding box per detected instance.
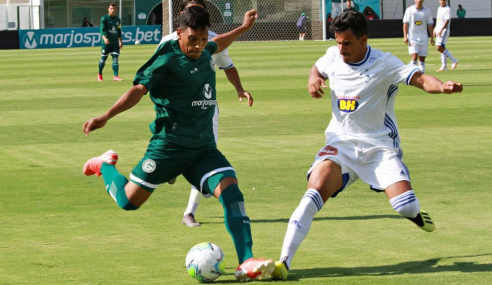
[135,40,141,45]
[186,242,225,282]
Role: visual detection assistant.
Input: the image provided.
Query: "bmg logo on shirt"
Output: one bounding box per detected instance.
[414,20,422,26]
[338,99,359,113]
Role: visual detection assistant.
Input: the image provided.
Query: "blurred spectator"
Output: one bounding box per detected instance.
[457,4,466,18]
[82,17,93,27]
[365,11,375,20]
[296,12,308,41]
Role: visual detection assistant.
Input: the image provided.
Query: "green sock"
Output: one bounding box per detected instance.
[98,55,107,74]
[100,163,137,210]
[219,184,253,264]
[111,55,119,76]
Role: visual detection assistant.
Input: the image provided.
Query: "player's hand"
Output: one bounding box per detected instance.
[440,81,463,94]
[82,116,108,136]
[120,41,123,49]
[403,37,408,44]
[104,38,110,45]
[430,38,435,46]
[237,90,253,106]
[308,77,327,99]
[241,9,258,31]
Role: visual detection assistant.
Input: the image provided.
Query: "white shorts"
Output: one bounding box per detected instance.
[307,140,411,197]
[408,43,428,57]
[436,30,449,47]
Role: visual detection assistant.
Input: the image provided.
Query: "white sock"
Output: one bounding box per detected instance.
[418,62,425,73]
[441,53,447,69]
[444,49,457,63]
[389,190,420,218]
[280,189,324,269]
[411,60,418,66]
[184,187,202,216]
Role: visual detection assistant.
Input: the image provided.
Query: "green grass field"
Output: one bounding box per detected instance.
[1,36,492,284]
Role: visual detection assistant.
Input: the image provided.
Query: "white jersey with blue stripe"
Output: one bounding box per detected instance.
[158,30,234,70]
[403,5,434,45]
[315,45,419,148]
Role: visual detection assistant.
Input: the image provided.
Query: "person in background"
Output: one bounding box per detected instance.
[457,4,466,18]
[296,12,308,41]
[403,0,434,74]
[98,2,123,81]
[435,0,459,72]
[82,17,93,27]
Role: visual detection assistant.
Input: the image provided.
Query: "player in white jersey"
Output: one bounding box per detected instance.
[403,0,434,73]
[271,11,463,280]
[158,0,253,228]
[434,0,459,72]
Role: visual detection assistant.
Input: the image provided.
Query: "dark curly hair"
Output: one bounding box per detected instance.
[179,5,210,31]
[329,10,367,39]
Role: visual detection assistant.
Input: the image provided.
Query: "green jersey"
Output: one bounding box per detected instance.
[134,40,218,149]
[100,14,121,45]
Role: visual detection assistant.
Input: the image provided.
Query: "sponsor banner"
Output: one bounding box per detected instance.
[19,25,161,49]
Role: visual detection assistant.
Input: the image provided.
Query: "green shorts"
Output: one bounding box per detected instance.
[130,137,236,194]
[101,43,120,56]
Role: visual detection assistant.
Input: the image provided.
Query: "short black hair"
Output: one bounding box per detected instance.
[109,2,117,8]
[329,10,367,39]
[179,0,207,12]
[179,5,210,31]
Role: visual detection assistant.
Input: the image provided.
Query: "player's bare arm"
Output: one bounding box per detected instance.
[403,23,409,44]
[83,84,148,135]
[308,65,327,99]
[428,25,435,46]
[224,67,253,106]
[410,72,463,94]
[212,9,258,54]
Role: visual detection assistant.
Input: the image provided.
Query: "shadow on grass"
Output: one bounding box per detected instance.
[284,253,492,281]
[203,214,403,225]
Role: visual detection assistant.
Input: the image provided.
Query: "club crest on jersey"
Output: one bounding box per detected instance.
[415,20,422,26]
[142,159,156,173]
[338,99,359,113]
[319,145,338,156]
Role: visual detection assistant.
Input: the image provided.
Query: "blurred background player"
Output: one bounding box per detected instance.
[296,12,308,41]
[457,4,466,18]
[157,0,253,228]
[83,6,276,282]
[403,0,434,74]
[435,0,459,72]
[98,2,123,81]
[271,10,463,280]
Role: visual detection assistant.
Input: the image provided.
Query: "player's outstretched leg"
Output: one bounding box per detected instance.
[389,190,435,232]
[235,258,276,282]
[83,150,138,211]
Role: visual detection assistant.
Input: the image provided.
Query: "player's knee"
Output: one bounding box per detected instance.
[114,188,139,211]
[112,56,119,64]
[389,190,420,218]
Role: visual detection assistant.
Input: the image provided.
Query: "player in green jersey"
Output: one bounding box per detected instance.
[83,6,276,282]
[98,2,123,81]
